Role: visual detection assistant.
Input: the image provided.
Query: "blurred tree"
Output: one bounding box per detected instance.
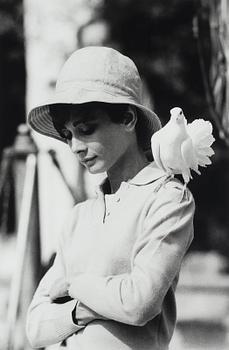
[196,0,229,144]
[0,0,25,235]
[101,0,205,122]
[0,0,25,155]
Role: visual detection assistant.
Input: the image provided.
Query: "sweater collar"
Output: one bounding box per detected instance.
[98,162,167,195]
[128,161,167,186]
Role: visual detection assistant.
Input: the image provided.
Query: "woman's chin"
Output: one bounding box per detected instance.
[85,163,107,174]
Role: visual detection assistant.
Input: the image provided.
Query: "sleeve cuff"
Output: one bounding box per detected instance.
[54,299,84,335]
[71,301,80,325]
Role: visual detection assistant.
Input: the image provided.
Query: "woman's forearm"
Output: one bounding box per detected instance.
[26,296,82,348]
[26,261,83,348]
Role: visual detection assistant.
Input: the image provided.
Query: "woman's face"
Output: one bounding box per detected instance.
[61,106,134,174]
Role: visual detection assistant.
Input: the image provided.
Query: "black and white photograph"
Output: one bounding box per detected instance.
[0,1,228,350]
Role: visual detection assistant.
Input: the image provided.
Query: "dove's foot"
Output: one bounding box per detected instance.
[179,183,189,202]
[154,174,174,193]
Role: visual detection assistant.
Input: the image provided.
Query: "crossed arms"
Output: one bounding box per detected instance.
[26,184,194,348]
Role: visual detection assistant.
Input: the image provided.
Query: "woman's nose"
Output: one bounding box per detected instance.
[70,137,87,154]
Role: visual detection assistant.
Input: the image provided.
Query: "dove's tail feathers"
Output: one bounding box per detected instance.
[187,119,213,137]
[197,154,212,166]
[187,119,215,168]
[196,136,215,149]
[193,168,201,175]
[197,146,215,157]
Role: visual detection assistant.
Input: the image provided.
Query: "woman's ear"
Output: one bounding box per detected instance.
[123,106,137,131]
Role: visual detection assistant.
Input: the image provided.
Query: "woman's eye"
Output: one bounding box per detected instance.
[60,128,72,140]
[77,124,96,135]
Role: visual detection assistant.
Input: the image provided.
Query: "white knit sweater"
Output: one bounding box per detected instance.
[26,162,195,349]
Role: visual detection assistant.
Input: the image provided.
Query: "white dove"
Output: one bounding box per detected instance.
[151,107,215,195]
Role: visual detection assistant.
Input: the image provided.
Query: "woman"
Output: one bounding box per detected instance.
[26,46,195,350]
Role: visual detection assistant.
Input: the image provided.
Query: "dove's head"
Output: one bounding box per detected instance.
[170,107,186,125]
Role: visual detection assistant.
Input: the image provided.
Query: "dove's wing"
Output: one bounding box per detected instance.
[181,138,200,177]
[179,140,193,184]
[151,133,166,172]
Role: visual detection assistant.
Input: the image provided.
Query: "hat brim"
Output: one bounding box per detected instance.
[28,89,161,151]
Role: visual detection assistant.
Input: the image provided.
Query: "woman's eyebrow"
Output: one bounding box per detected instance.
[72,118,97,127]
[71,112,101,127]
[69,107,103,127]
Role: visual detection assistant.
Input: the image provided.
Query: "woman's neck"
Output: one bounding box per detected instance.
[107,145,149,193]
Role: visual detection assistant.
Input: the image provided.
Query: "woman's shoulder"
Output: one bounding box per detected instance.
[145,175,195,211]
[156,177,195,210]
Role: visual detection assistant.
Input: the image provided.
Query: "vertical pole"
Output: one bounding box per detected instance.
[11,124,41,350]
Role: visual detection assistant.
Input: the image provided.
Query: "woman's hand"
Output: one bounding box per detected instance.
[73,301,108,326]
[49,278,71,302]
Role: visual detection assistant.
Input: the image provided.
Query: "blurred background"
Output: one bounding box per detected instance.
[0,0,229,349]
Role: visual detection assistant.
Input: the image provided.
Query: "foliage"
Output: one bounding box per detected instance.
[101,0,205,122]
[0,0,25,152]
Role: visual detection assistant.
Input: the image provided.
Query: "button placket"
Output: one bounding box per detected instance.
[103,182,131,222]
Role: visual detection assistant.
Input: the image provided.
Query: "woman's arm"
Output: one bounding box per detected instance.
[26,260,108,347]
[26,204,108,348]
[26,205,83,348]
[69,182,195,326]
[26,255,83,348]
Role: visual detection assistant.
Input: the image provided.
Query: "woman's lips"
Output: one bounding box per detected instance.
[81,156,97,165]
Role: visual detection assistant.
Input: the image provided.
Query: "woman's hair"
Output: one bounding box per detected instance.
[49,102,148,152]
